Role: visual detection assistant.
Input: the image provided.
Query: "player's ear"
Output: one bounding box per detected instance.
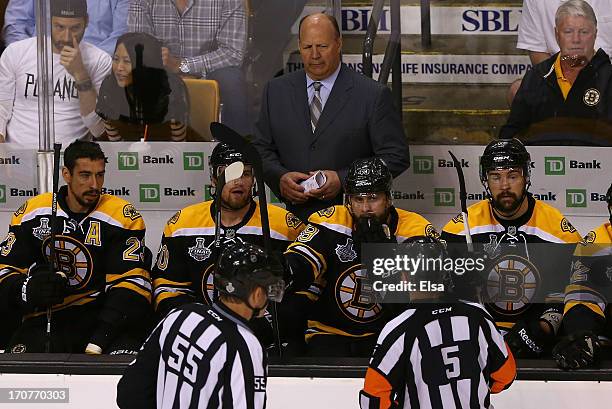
[62,166,71,183]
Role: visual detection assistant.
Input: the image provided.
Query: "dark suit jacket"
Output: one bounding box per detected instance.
[254,64,409,221]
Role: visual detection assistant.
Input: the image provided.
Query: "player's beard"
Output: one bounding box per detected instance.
[492,190,523,213]
[220,188,251,211]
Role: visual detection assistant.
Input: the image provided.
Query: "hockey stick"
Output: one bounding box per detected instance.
[210,122,282,358]
[448,151,473,253]
[45,142,62,353]
[213,161,245,249]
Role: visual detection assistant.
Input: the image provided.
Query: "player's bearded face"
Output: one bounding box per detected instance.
[348,192,390,223]
[217,165,254,211]
[487,168,526,213]
[63,158,105,212]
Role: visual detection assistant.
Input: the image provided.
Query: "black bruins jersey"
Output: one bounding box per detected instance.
[286,205,439,339]
[0,186,151,319]
[152,200,304,315]
[563,222,612,336]
[441,195,582,328]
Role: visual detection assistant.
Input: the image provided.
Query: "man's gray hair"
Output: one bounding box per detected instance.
[555,0,597,28]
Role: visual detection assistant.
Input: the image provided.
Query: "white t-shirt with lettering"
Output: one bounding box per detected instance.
[0,37,111,147]
[518,0,612,57]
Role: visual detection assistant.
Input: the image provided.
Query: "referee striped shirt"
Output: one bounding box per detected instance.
[360,301,516,409]
[117,302,266,409]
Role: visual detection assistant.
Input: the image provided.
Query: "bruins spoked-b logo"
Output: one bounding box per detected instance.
[583,88,600,106]
[201,264,216,305]
[335,265,382,323]
[42,235,93,289]
[485,254,540,317]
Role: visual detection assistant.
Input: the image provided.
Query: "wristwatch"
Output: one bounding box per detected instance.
[179,59,190,74]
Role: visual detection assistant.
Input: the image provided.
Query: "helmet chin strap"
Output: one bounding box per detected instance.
[244,297,267,321]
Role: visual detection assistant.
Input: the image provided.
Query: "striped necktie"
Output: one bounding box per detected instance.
[310,81,322,132]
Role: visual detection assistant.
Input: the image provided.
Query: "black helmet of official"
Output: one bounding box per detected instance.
[400,236,451,295]
[213,242,285,304]
[480,138,531,196]
[345,157,393,195]
[209,142,250,181]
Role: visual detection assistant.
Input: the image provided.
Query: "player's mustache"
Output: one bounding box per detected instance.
[84,190,100,196]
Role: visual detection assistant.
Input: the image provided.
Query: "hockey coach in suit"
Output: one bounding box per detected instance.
[254,12,409,222]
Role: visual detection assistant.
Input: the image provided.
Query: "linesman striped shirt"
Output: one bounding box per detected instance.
[117,302,266,409]
[360,301,516,409]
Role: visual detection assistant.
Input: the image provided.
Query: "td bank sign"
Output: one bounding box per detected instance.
[544,157,602,175]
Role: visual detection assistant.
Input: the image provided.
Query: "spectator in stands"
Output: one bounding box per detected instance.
[0,0,110,146]
[518,0,612,65]
[2,0,129,55]
[96,32,189,141]
[253,13,409,222]
[499,0,612,140]
[128,0,249,135]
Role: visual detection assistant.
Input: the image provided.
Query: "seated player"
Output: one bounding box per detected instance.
[441,139,582,358]
[285,157,440,357]
[151,142,303,348]
[553,182,612,369]
[0,140,151,353]
[360,237,516,409]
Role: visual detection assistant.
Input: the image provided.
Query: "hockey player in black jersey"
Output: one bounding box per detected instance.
[441,139,582,359]
[285,157,440,357]
[117,242,285,409]
[151,143,303,317]
[360,237,516,409]
[0,140,151,353]
[553,183,612,369]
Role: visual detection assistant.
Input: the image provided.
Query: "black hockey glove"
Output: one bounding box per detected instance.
[505,319,549,358]
[553,331,600,370]
[12,265,67,309]
[352,217,394,244]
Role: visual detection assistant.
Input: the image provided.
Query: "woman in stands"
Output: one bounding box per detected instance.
[96,32,189,141]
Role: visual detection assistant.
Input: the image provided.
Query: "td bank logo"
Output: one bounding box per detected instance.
[413,156,434,174]
[545,157,565,175]
[434,188,455,207]
[118,152,139,170]
[184,152,204,170]
[0,185,5,203]
[140,184,160,202]
[566,189,587,208]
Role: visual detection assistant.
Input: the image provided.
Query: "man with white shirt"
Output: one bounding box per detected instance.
[253,13,409,221]
[0,0,110,146]
[518,0,612,65]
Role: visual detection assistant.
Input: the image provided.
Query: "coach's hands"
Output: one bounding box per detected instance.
[307,170,341,202]
[279,171,309,204]
[553,331,600,370]
[13,265,68,309]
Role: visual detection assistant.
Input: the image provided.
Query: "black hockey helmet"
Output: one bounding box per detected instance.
[213,242,285,303]
[480,138,531,201]
[400,235,450,286]
[209,142,251,180]
[480,138,531,184]
[345,157,393,195]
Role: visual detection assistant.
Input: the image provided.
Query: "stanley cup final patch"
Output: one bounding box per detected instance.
[583,88,600,106]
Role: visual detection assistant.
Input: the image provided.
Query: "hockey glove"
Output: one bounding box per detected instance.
[13,265,67,309]
[553,331,600,370]
[353,217,394,244]
[505,319,549,358]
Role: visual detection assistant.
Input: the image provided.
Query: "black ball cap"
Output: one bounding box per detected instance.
[51,0,87,18]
